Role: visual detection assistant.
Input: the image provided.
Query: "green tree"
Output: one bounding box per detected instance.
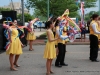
[26,0,78,17]
[17,13,34,22]
[0,7,11,14]
[85,11,98,21]
[84,0,97,8]
[26,0,97,18]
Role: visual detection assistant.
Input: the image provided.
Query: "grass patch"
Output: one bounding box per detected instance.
[37,33,47,39]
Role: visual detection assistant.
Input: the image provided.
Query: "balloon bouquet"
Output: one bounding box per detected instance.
[58,9,81,42]
[3,18,33,51]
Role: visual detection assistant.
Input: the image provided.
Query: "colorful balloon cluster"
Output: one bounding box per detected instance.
[3,18,25,51]
[58,9,81,42]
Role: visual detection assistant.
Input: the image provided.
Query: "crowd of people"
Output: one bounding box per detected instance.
[2,9,100,75]
[44,9,79,75]
[3,9,72,75]
[43,13,100,75]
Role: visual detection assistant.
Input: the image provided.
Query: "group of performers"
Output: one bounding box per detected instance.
[43,11,100,75]
[43,9,81,75]
[3,9,82,75]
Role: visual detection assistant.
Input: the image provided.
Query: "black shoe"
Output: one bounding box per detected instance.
[55,65,62,67]
[91,60,99,62]
[61,63,68,66]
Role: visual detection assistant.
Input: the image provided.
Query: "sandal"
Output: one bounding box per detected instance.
[46,73,50,75]
[22,45,26,48]
[14,63,20,67]
[50,71,54,74]
[29,48,34,51]
[32,49,34,50]
[29,49,33,51]
[10,68,18,71]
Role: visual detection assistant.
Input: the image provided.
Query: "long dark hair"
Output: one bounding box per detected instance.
[92,14,99,20]
[45,21,52,29]
[55,19,60,27]
[49,16,57,22]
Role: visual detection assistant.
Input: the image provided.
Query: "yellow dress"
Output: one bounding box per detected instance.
[55,26,59,45]
[26,32,36,40]
[6,29,23,55]
[43,30,56,59]
[26,24,36,40]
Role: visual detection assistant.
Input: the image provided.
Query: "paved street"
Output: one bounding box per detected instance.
[0,45,100,75]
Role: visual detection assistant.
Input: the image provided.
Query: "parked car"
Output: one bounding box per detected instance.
[25,22,28,26]
[33,21,45,29]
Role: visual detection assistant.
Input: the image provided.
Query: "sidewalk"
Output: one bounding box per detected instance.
[33,38,90,45]
[34,29,90,45]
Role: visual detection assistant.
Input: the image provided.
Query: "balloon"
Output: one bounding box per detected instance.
[58,9,81,42]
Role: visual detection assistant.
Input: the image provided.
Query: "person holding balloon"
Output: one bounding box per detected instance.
[55,9,81,67]
[55,18,69,67]
[26,18,39,51]
[3,21,25,71]
[55,10,69,67]
[3,19,33,71]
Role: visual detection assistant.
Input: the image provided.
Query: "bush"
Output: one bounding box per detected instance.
[37,33,47,39]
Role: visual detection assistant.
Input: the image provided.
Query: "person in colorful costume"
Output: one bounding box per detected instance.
[26,18,39,51]
[3,19,33,71]
[55,10,69,67]
[3,21,28,71]
[55,9,81,67]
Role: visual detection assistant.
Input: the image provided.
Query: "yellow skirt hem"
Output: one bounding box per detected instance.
[43,56,56,59]
[6,53,23,55]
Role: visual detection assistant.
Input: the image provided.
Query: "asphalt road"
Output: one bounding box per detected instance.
[0,45,100,75]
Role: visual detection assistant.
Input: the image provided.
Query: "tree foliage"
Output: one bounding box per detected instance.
[83,0,97,8]
[26,0,79,17]
[17,13,34,22]
[26,0,97,19]
[85,11,98,21]
[0,7,11,14]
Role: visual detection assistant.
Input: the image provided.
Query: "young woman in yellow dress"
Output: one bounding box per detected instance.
[26,18,39,51]
[43,21,58,75]
[5,22,24,71]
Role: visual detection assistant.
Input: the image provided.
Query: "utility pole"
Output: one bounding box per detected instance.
[21,0,25,25]
[47,0,49,20]
[11,0,14,10]
[99,0,100,15]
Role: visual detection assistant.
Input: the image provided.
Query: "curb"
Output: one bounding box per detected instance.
[33,39,90,45]
[67,42,90,45]
[33,42,90,45]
